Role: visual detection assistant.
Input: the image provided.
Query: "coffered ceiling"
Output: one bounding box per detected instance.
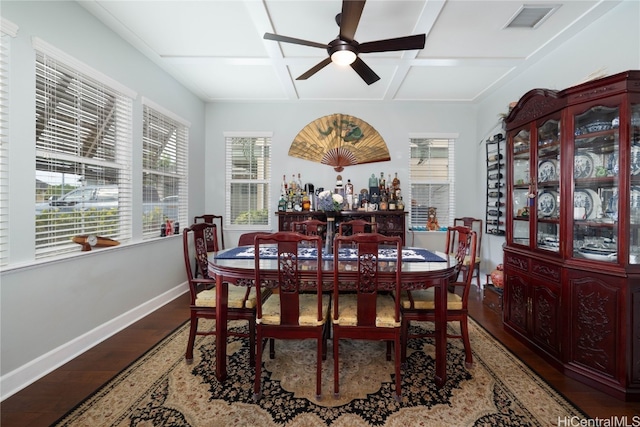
[79,0,621,102]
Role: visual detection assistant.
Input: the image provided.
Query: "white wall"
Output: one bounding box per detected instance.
[475,0,640,271]
[0,1,206,399]
[205,101,480,248]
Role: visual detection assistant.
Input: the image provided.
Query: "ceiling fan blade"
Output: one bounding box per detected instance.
[339,0,366,42]
[359,34,426,53]
[296,57,333,80]
[263,33,328,49]
[350,57,380,85]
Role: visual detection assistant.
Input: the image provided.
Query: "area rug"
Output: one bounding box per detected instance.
[54,319,586,426]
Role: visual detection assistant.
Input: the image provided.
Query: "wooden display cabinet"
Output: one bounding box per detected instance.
[503,70,640,400]
[276,210,407,245]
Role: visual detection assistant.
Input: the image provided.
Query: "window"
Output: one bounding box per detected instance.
[142,99,189,238]
[409,136,456,229]
[225,133,271,228]
[0,19,17,267]
[34,39,134,258]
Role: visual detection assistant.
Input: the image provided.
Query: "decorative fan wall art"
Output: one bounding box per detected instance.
[289,113,390,172]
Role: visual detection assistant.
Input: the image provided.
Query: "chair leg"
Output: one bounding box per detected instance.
[400,318,409,364]
[394,335,402,402]
[253,329,263,400]
[333,333,340,398]
[248,318,256,367]
[460,316,473,368]
[475,263,481,288]
[386,340,392,361]
[185,315,198,363]
[316,335,323,400]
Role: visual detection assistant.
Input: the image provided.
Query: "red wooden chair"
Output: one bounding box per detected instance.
[291,219,327,236]
[194,214,224,250]
[332,233,403,401]
[338,218,378,236]
[453,217,482,286]
[253,232,330,401]
[183,222,260,366]
[400,225,477,368]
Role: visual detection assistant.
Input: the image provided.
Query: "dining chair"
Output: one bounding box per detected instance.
[191,218,220,278]
[332,233,403,401]
[237,232,264,246]
[291,219,327,236]
[399,225,477,368]
[194,214,225,250]
[183,222,261,366]
[338,218,378,236]
[453,217,482,287]
[253,231,330,401]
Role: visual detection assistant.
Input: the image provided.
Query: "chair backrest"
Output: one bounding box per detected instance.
[453,217,482,258]
[194,214,224,250]
[183,223,217,303]
[445,225,477,287]
[333,233,402,327]
[237,232,265,246]
[291,219,327,236]
[254,232,324,326]
[338,219,378,236]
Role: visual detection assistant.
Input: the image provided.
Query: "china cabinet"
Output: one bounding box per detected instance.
[276,211,407,245]
[503,70,640,400]
[485,132,506,236]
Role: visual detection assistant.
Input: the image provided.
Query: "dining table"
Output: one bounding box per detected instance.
[208,245,457,388]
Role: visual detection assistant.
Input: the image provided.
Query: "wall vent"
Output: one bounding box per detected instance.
[505,5,559,29]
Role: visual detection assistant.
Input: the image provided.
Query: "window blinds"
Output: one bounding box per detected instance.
[224,134,271,228]
[0,25,13,267]
[409,137,456,228]
[34,49,133,258]
[142,101,189,238]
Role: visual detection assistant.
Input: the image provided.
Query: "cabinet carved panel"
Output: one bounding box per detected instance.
[569,277,619,378]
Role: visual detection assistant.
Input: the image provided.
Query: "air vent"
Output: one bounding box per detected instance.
[505,4,559,29]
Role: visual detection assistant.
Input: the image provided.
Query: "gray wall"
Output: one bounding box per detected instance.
[0,1,205,398]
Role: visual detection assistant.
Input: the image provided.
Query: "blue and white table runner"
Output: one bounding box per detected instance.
[215,246,446,262]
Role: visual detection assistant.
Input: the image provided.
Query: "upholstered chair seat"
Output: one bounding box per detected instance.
[400,288,463,311]
[333,293,400,327]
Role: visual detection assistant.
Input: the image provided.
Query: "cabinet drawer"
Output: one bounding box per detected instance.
[531,260,561,284]
[505,252,529,272]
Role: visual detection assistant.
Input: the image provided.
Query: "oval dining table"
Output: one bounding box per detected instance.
[208,246,457,389]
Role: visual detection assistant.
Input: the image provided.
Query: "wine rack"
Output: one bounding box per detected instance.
[486,132,505,235]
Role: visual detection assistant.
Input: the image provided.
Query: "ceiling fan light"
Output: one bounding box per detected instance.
[331,50,356,66]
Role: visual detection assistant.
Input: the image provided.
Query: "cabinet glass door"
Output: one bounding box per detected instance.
[630,102,640,264]
[572,104,619,263]
[536,117,560,252]
[512,128,531,246]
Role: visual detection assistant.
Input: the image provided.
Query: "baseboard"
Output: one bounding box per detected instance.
[0,283,188,401]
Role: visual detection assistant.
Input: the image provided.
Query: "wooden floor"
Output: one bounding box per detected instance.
[2,285,638,426]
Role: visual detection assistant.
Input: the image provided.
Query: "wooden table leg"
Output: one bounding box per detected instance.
[434,278,446,387]
[215,275,228,382]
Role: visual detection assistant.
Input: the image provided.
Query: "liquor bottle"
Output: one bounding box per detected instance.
[488,201,505,207]
[488,153,503,162]
[487,209,503,216]
[488,191,503,198]
[488,172,504,180]
[392,172,400,190]
[297,173,303,191]
[488,182,504,189]
[281,174,287,196]
[302,192,310,211]
[278,195,287,211]
[346,179,354,209]
[397,196,405,211]
[379,172,385,190]
[487,162,502,171]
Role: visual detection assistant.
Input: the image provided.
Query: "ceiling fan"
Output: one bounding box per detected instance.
[263,0,426,85]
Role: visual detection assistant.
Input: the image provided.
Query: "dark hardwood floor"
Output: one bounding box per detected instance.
[2,286,638,426]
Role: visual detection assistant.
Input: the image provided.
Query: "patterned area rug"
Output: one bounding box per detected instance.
[54,319,586,426]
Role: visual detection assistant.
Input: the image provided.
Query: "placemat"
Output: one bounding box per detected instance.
[215,246,446,262]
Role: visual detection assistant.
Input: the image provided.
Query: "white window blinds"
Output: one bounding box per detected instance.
[34,47,133,258]
[409,137,456,229]
[225,134,271,228]
[142,100,189,238]
[0,21,16,267]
